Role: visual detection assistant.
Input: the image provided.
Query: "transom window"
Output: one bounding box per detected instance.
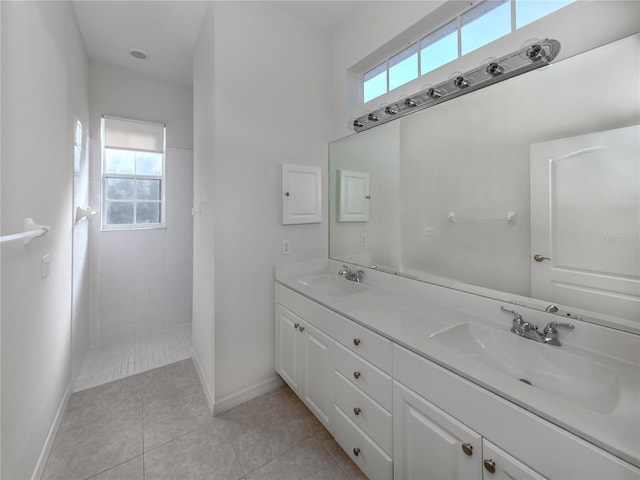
[101,116,166,230]
[363,0,575,103]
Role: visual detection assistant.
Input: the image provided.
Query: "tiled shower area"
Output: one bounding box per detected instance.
[75,145,194,392]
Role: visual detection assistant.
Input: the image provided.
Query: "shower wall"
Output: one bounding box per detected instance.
[88,60,194,346]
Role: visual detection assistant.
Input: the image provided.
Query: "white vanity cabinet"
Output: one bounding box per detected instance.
[393,344,640,480]
[275,287,335,429]
[275,280,640,480]
[394,380,546,480]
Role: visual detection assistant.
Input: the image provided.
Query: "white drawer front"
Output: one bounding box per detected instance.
[335,371,393,455]
[335,343,392,411]
[275,284,337,336]
[334,314,393,374]
[332,406,393,480]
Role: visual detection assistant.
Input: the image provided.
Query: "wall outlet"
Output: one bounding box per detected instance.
[423,226,435,238]
[282,239,291,255]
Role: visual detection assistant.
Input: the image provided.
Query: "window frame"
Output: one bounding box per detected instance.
[362,0,575,103]
[100,116,167,231]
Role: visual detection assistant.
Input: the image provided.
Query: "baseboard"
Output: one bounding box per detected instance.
[190,346,214,414]
[212,374,284,416]
[32,381,72,480]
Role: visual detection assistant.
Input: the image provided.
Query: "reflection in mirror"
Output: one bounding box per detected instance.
[329,34,640,333]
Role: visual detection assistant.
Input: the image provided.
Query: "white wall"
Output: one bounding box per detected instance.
[191,1,216,408]
[0,2,90,478]
[192,1,330,410]
[88,62,194,347]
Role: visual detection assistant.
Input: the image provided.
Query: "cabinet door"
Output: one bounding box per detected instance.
[482,440,547,480]
[282,164,322,224]
[301,322,334,428]
[338,169,370,222]
[394,381,482,480]
[275,304,302,393]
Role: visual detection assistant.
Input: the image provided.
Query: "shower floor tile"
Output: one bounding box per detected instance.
[74,325,191,392]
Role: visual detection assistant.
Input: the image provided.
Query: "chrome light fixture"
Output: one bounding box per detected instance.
[426,87,443,99]
[353,38,560,132]
[453,76,471,88]
[486,62,504,76]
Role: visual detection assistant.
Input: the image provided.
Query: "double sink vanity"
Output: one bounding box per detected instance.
[274,260,640,480]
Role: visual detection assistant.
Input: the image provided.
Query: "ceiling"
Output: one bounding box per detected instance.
[72,1,363,87]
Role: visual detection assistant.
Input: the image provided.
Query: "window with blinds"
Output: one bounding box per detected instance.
[101,116,166,230]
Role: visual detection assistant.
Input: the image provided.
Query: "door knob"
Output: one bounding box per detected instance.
[353,447,361,457]
[353,338,361,346]
[461,443,473,456]
[353,407,361,416]
[533,254,551,262]
[298,326,305,332]
[293,323,299,329]
[353,371,361,379]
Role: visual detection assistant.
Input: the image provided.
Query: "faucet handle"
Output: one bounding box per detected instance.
[543,322,575,334]
[501,306,524,325]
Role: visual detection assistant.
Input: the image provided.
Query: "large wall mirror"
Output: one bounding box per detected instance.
[330,34,639,334]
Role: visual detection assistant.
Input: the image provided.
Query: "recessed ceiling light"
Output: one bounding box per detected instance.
[129,48,148,60]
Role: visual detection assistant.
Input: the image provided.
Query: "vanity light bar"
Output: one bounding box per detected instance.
[353,38,561,133]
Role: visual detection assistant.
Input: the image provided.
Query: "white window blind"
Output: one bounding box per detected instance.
[103,116,165,153]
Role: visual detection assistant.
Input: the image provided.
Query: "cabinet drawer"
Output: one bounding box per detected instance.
[334,314,392,374]
[332,406,393,480]
[335,371,393,455]
[335,343,392,411]
[275,284,338,336]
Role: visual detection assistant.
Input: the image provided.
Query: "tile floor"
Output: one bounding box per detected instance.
[75,325,192,392]
[44,358,367,480]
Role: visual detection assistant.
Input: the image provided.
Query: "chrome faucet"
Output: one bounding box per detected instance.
[500,306,574,346]
[338,265,364,283]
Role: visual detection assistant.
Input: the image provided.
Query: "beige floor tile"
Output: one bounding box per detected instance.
[245,437,348,480]
[45,360,367,480]
[43,405,143,480]
[231,415,314,475]
[87,455,144,480]
[61,374,142,433]
[144,424,244,480]
[317,431,368,480]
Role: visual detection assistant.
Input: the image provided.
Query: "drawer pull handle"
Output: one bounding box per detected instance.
[353,447,361,457]
[353,338,361,346]
[461,443,473,456]
[353,407,361,416]
[353,371,361,379]
[484,459,496,474]
[293,323,299,329]
[298,326,305,332]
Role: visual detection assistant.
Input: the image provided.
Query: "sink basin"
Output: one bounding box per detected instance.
[430,322,621,414]
[297,274,367,297]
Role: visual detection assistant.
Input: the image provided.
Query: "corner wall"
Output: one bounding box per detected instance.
[0,2,90,478]
[192,1,331,410]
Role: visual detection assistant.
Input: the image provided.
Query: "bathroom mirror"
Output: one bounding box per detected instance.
[329,34,640,333]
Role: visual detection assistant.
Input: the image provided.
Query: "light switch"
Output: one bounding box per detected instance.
[42,254,50,279]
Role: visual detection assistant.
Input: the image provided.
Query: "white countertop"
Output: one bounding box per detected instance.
[275,259,640,468]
